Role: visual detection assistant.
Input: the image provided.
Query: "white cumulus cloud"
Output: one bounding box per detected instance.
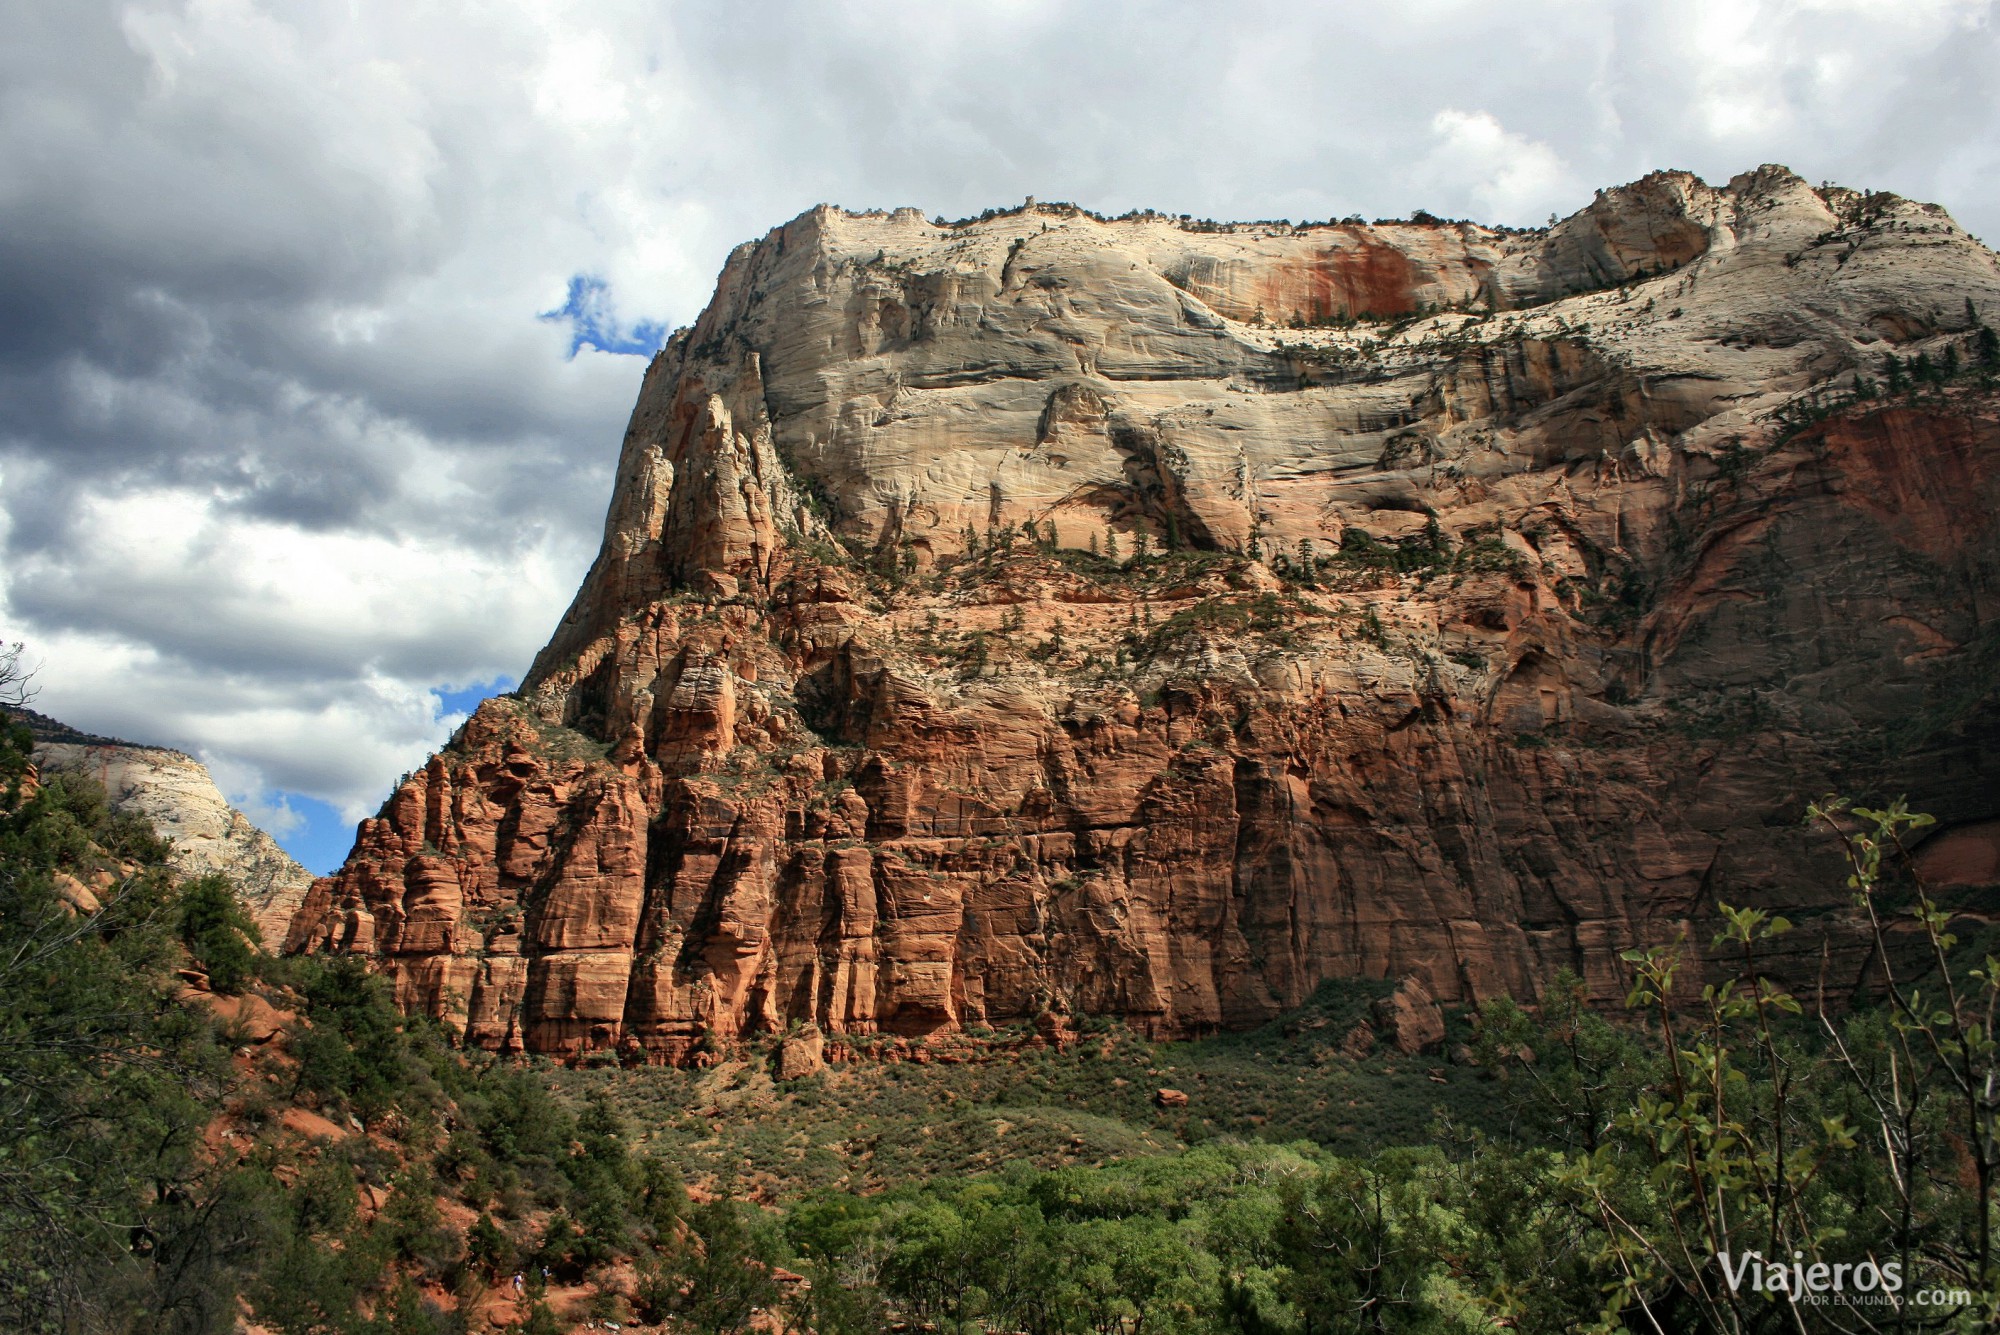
[1423,110,1582,224]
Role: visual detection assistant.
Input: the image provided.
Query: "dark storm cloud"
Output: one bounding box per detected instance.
[1,0,1994,821]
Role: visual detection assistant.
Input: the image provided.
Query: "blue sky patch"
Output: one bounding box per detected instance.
[268,792,355,878]
[434,674,516,720]
[539,274,667,357]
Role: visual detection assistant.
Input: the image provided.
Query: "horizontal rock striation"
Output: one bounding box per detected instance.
[289,166,2000,1060]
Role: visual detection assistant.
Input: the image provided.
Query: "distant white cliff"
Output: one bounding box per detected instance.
[27,714,313,948]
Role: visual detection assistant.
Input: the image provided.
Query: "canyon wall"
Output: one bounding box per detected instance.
[288,167,2000,1060]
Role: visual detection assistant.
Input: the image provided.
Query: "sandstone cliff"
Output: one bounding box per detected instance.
[289,166,2000,1061]
[28,713,314,945]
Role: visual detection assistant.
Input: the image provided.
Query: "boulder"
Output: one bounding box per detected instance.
[777,1029,825,1080]
[1372,977,1447,1055]
[53,872,99,914]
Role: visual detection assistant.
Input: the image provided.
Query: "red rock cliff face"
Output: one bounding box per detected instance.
[288,167,2000,1060]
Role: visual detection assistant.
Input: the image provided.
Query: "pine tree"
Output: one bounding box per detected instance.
[178,874,260,993]
[961,631,989,677]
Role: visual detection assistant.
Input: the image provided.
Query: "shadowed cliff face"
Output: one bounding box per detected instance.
[288,166,2000,1062]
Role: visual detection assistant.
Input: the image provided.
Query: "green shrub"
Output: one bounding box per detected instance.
[634,1200,782,1334]
[178,873,260,993]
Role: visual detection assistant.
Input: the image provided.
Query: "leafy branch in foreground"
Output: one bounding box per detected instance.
[1810,798,1999,1310]
[1544,799,1997,1334]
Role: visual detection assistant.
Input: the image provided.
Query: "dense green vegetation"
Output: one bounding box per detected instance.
[0,711,692,1334]
[0,717,229,1333]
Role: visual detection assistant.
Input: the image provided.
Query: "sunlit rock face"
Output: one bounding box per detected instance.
[31,724,313,947]
[288,166,2000,1061]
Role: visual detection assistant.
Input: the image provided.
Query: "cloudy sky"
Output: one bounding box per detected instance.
[3,0,1997,873]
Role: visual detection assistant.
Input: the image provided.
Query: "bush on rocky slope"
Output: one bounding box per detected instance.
[0,713,694,1333]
